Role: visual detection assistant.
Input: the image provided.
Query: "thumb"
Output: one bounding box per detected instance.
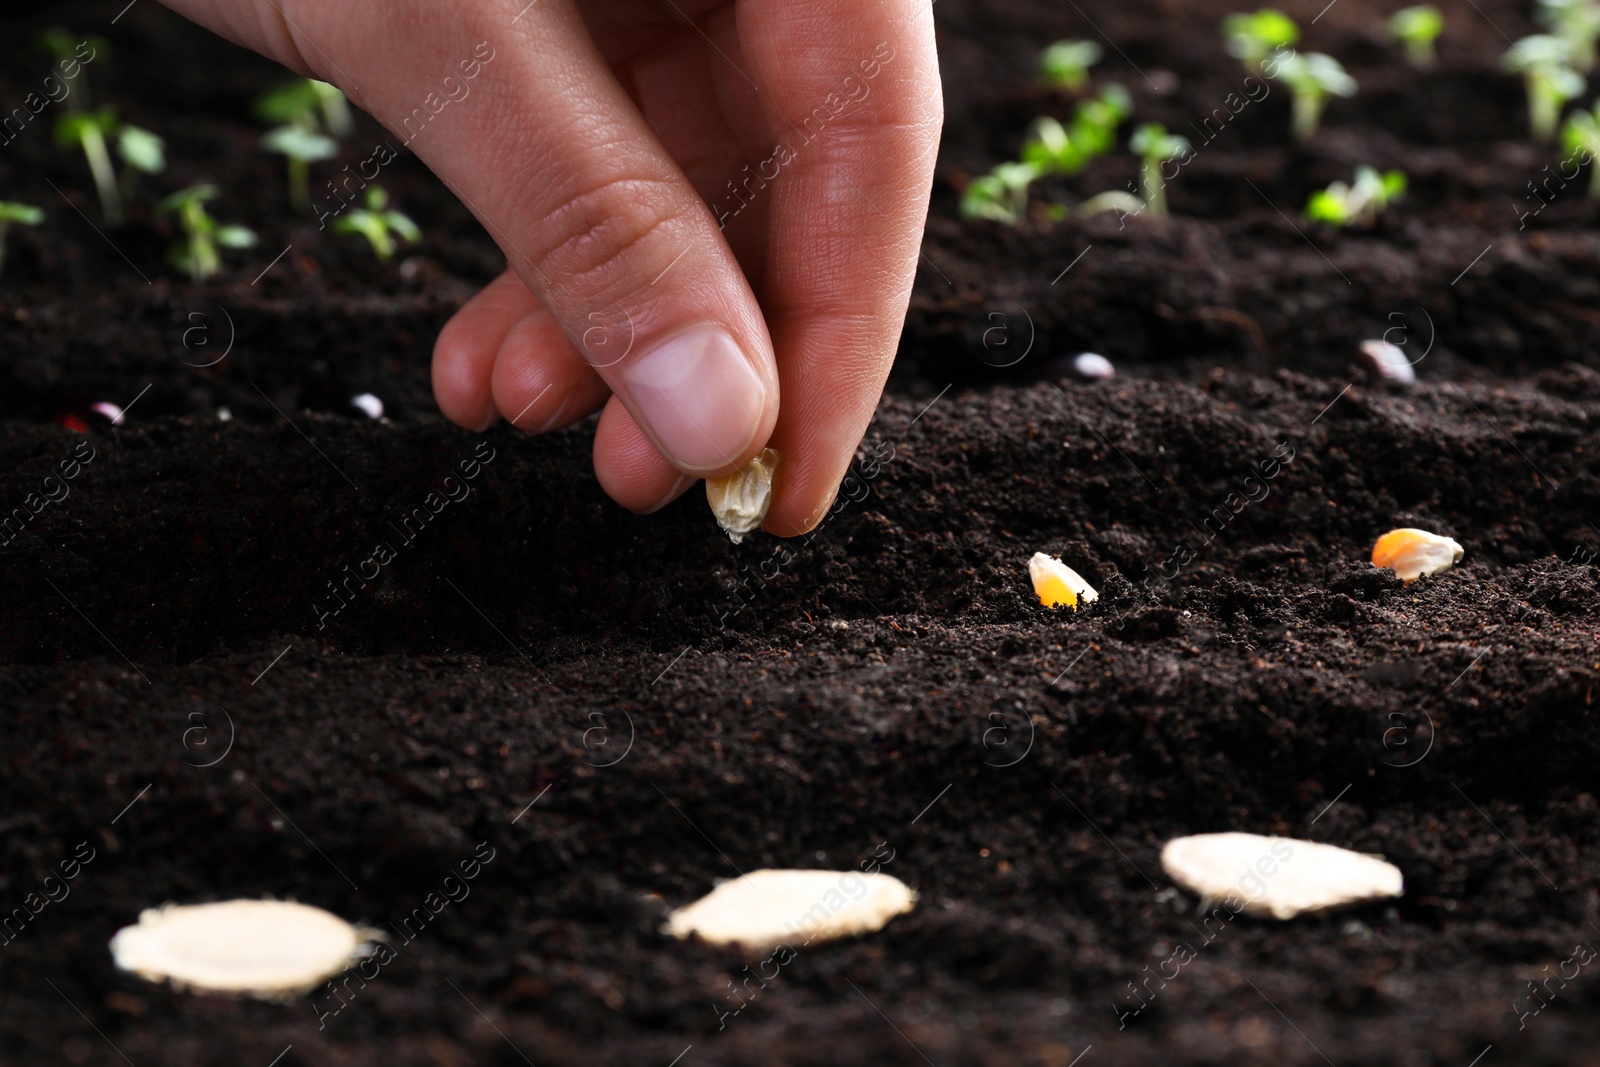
[160,0,778,475]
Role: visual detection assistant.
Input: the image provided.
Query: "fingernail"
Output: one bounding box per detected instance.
[636,473,694,515]
[618,325,766,473]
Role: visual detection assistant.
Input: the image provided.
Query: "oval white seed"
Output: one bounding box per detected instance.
[1161,832,1404,920]
[1357,339,1417,384]
[667,869,916,951]
[1371,527,1463,581]
[109,900,371,997]
[1029,552,1098,610]
[1072,352,1115,379]
[706,448,780,544]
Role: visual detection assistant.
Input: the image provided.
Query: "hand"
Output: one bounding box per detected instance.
[159,0,942,533]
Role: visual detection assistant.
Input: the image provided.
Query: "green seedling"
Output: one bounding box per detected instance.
[1071,83,1133,159]
[1019,84,1134,178]
[256,79,354,138]
[1388,6,1444,67]
[158,185,258,282]
[1223,9,1300,73]
[116,124,166,202]
[1304,166,1406,227]
[1502,35,1586,142]
[1129,123,1190,217]
[961,162,1041,224]
[1538,0,1600,71]
[35,27,108,113]
[332,186,421,260]
[1562,103,1600,194]
[1278,52,1357,142]
[0,202,44,275]
[53,108,160,225]
[261,125,339,210]
[1040,39,1103,91]
[1022,117,1079,174]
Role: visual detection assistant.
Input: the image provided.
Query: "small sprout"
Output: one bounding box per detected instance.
[1222,9,1300,73]
[1562,102,1600,194]
[55,108,122,224]
[255,79,353,138]
[1278,53,1358,142]
[1129,123,1190,217]
[0,201,44,275]
[116,124,165,201]
[1537,0,1600,71]
[1371,527,1463,581]
[1304,165,1406,227]
[1502,35,1586,142]
[1040,39,1104,91]
[1070,83,1134,160]
[261,125,339,210]
[1021,116,1081,175]
[1388,6,1444,67]
[158,184,258,283]
[960,161,1041,224]
[1028,552,1098,610]
[1077,189,1148,221]
[331,186,421,261]
[36,27,108,113]
[707,447,780,543]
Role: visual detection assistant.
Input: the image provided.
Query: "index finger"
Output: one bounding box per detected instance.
[737,0,943,535]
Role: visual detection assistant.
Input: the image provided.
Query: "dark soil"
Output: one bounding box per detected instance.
[5,1,1600,1065]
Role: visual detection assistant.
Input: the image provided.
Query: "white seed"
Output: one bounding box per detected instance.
[1161,832,1404,920]
[350,393,384,419]
[666,869,916,952]
[1371,528,1463,581]
[706,448,779,544]
[1357,339,1416,384]
[109,900,372,997]
[1072,352,1115,379]
[1029,552,1098,610]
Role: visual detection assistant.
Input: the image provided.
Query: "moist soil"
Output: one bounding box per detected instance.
[4,0,1600,1065]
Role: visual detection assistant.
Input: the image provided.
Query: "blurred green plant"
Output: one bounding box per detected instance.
[35,27,108,113]
[1039,39,1103,91]
[1388,6,1444,67]
[261,125,339,211]
[1562,102,1600,194]
[54,108,164,225]
[1304,165,1406,226]
[158,184,258,282]
[1537,0,1600,71]
[1502,35,1586,141]
[960,162,1040,224]
[1278,52,1358,142]
[1223,9,1300,73]
[0,201,44,275]
[1019,84,1133,178]
[1129,122,1189,216]
[331,186,420,260]
[255,79,354,138]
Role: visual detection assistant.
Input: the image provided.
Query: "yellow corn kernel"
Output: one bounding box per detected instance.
[706,448,780,544]
[1029,552,1098,610]
[1371,528,1463,582]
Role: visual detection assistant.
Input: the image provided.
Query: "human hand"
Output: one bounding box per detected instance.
[159,0,942,534]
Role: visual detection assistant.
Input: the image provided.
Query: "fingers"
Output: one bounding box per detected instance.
[491,306,613,433]
[432,270,533,431]
[160,0,779,478]
[737,0,943,535]
[593,396,696,513]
